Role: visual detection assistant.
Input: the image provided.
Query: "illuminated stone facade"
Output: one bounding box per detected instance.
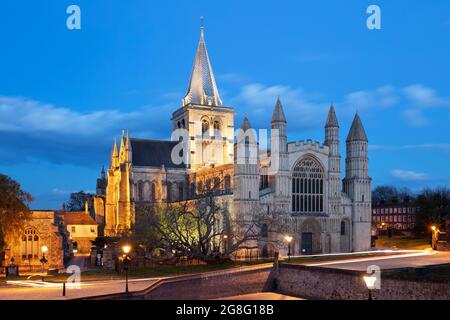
[100,25,372,255]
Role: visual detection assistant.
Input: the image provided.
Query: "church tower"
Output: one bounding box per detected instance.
[233,118,260,219]
[171,19,234,171]
[343,113,372,251]
[324,104,341,215]
[270,97,290,212]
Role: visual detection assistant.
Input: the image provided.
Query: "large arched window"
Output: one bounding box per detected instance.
[21,228,40,260]
[292,156,324,213]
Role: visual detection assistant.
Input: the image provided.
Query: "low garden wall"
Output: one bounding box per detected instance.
[83,263,276,300]
[278,263,450,300]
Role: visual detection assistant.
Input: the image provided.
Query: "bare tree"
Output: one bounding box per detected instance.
[148,177,276,264]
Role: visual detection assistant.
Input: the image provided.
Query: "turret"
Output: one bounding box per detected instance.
[234,117,259,215]
[324,104,341,215]
[343,113,371,252]
[110,138,119,169]
[270,97,290,212]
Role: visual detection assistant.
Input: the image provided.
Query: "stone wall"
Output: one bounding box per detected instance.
[278,263,450,300]
[83,264,276,300]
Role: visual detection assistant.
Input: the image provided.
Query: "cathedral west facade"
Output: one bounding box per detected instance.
[96,24,372,256]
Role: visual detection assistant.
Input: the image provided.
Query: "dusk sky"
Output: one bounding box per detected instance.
[0,0,449,209]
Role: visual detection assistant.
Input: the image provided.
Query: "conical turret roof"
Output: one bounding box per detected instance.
[271,97,287,123]
[346,113,368,142]
[325,104,339,128]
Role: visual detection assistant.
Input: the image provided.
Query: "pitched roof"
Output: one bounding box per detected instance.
[130,139,186,169]
[64,212,97,226]
[271,97,287,123]
[346,113,368,142]
[182,24,222,107]
[325,104,339,128]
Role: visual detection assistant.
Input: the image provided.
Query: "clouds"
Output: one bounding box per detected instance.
[370,143,450,153]
[402,84,450,127]
[391,169,430,182]
[0,96,174,167]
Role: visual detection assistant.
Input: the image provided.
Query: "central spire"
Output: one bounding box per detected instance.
[182,18,222,107]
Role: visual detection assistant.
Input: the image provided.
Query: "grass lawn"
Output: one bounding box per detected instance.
[376,236,430,250]
[2,260,271,284]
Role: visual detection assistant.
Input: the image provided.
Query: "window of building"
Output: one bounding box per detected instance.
[202,119,209,136]
[90,227,96,233]
[261,224,269,238]
[260,174,269,190]
[137,181,143,201]
[167,182,172,202]
[21,228,40,259]
[213,121,221,137]
[292,156,324,213]
[224,175,231,191]
[71,226,76,233]
[340,221,346,236]
[178,184,184,201]
[151,183,156,202]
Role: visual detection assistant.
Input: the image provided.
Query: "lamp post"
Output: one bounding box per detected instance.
[223,234,228,254]
[122,245,131,294]
[431,226,439,250]
[363,275,377,300]
[40,245,48,282]
[284,235,293,262]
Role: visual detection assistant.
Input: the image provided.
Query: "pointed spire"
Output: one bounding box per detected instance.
[183,18,222,107]
[125,130,132,150]
[85,200,89,214]
[101,166,106,179]
[346,113,368,142]
[112,137,119,158]
[325,104,339,128]
[240,117,252,131]
[271,97,287,123]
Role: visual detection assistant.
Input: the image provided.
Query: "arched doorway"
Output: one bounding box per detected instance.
[300,218,321,255]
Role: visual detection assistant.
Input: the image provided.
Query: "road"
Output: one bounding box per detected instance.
[216,293,303,300]
[304,251,450,271]
[0,277,162,300]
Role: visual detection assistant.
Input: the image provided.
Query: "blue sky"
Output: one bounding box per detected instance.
[0,0,449,209]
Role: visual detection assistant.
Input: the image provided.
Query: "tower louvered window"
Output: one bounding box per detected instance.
[292,157,324,213]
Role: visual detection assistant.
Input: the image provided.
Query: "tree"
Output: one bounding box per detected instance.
[372,185,415,205]
[372,185,399,205]
[415,186,450,234]
[141,178,268,264]
[66,191,93,212]
[0,174,33,252]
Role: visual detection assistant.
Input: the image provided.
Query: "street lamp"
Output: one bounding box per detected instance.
[122,245,132,294]
[284,235,293,262]
[223,234,228,253]
[363,275,377,300]
[40,245,48,282]
[431,226,439,250]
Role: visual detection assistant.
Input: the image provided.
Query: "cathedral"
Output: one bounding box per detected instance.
[94,23,372,256]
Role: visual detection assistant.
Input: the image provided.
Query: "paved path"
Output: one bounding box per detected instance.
[304,251,450,271]
[216,293,303,300]
[0,277,162,300]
